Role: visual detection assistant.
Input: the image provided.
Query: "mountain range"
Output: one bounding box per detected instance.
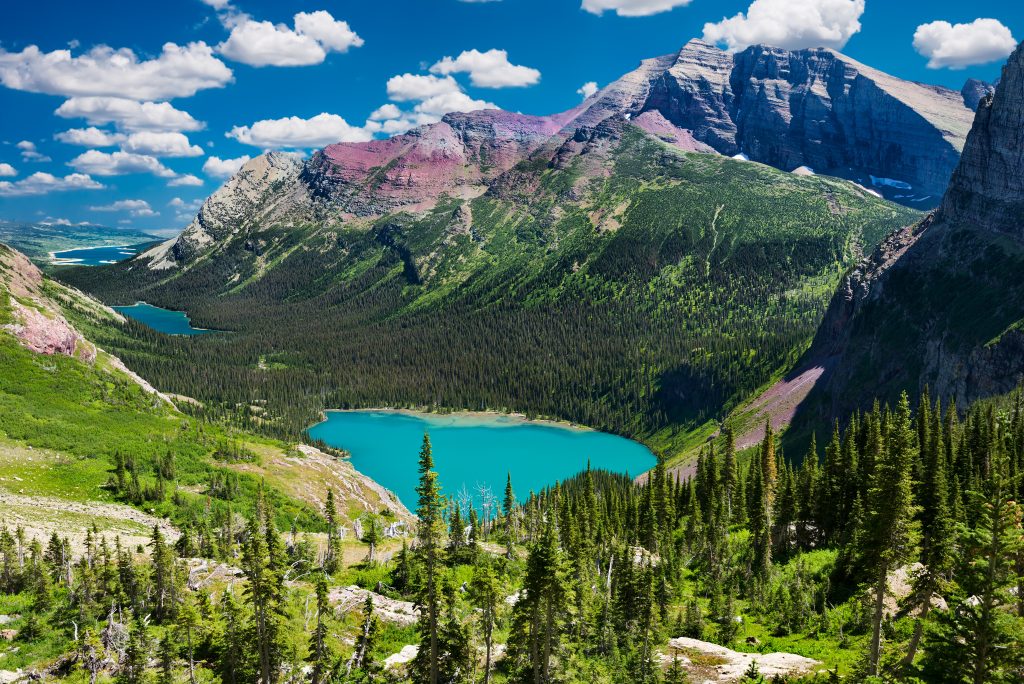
[57,37,1021,457]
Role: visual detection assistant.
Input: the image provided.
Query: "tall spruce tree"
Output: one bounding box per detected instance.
[863,393,917,676]
[412,433,444,684]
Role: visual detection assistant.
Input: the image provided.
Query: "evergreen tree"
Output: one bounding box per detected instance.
[324,489,340,574]
[412,433,444,684]
[118,616,151,684]
[309,574,336,684]
[470,561,500,684]
[862,393,917,676]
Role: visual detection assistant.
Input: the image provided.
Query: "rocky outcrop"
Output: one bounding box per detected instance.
[1,243,170,401]
[149,152,307,269]
[940,43,1024,238]
[962,78,997,111]
[572,39,973,203]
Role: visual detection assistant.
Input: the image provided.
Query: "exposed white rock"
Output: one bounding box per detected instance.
[663,637,820,681]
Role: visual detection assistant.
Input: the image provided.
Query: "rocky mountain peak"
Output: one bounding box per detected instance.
[962,77,997,110]
[939,41,1024,238]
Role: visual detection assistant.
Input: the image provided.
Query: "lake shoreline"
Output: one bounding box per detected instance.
[50,243,143,266]
[317,407,594,433]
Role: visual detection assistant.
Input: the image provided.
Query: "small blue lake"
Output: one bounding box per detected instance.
[307,410,656,510]
[113,302,213,336]
[52,243,150,266]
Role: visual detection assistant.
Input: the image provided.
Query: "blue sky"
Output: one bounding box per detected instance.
[0,0,1019,235]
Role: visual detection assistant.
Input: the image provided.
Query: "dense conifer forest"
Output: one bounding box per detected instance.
[3,385,1022,682]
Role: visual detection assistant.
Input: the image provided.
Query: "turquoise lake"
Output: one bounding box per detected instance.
[113,302,213,336]
[52,243,150,266]
[307,410,656,510]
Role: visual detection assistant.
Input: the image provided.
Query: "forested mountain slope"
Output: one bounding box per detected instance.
[63,121,918,447]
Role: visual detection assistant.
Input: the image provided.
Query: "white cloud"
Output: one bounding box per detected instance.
[89,199,158,217]
[17,140,51,162]
[0,163,16,177]
[55,97,204,133]
[370,104,402,121]
[0,172,103,196]
[122,131,204,157]
[54,127,127,147]
[373,72,498,135]
[200,0,232,8]
[169,197,203,210]
[203,155,251,178]
[0,42,232,100]
[386,74,463,101]
[217,11,363,67]
[577,81,599,99]
[430,49,540,88]
[227,113,372,148]
[702,0,865,51]
[913,18,1017,69]
[168,174,204,187]
[69,150,176,177]
[414,91,496,118]
[293,11,363,52]
[581,0,693,17]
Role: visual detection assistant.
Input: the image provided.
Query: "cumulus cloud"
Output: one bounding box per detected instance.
[200,0,232,8]
[203,155,251,178]
[55,97,204,133]
[122,131,204,157]
[17,140,51,162]
[386,74,463,101]
[702,0,865,51]
[227,113,372,148]
[369,104,402,121]
[373,72,498,135]
[0,163,16,177]
[168,197,203,210]
[0,172,103,196]
[913,18,1017,69]
[168,174,204,187]
[0,42,232,100]
[430,49,540,88]
[89,199,158,217]
[581,0,693,17]
[217,10,363,67]
[577,81,599,99]
[69,150,176,177]
[54,127,127,147]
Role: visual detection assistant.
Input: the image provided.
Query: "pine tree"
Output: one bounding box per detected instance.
[665,653,689,684]
[118,616,150,684]
[509,493,571,684]
[412,433,444,684]
[920,446,1024,684]
[309,574,336,684]
[503,472,517,558]
[722,426,737,524]
[150,525,176,623]
[243,486,287,684]
[470,561,500,684]
[324,489,340,574]
[216,589,248,684]
[158,634,176,684]
[863,393,917,676]
[347,593,378,680]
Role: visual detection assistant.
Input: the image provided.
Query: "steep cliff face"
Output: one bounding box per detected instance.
[940,43,1024,238]
[810,42,1024,415]
[962,78,997,110]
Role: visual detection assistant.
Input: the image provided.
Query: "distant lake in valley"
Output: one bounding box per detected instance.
[51,243,150,266]
[113,302,213,336]
[307,409,656,510]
